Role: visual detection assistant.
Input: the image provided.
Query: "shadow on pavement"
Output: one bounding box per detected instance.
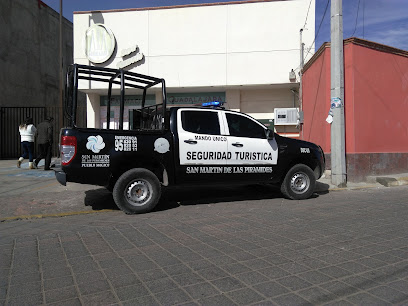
[83,184,282,212]
[83,183,325,213]
[84,188,120,211]
[314,181,330,195]
[154,184,282,212]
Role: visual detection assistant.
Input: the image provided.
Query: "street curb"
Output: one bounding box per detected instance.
[0,209,116,223]
[319,172,408,191]
[375,176,408,187]
[328,184,380,191]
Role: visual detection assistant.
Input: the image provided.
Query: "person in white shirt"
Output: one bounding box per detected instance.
[17,117,37,169]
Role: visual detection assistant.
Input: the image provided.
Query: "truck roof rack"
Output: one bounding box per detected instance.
[66,64,167,130]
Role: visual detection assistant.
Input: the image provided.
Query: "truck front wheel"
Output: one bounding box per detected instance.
[113,169,161,214]
[280,164,315,200]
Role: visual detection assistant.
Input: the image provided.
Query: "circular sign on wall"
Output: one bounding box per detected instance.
[85,24,116,64]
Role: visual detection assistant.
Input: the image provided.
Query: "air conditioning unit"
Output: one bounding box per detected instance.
[274,108,299,125]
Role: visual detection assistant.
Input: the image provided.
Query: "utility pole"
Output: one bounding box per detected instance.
[330,0,347,187]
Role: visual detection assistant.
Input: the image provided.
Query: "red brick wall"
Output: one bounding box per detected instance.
[301,46,331,152]
[351,44,408,153]
[303,41,408,154]
[302,40,408,180]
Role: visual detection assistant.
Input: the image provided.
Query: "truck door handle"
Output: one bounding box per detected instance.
[184,139,197,144]
[232,142,243,147]
[279,144,288,153]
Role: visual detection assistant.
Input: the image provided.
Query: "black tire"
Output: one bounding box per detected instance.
[280,164,316,200]
[113,168,161,214]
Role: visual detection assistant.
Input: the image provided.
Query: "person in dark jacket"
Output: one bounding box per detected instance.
[34,117,54,170]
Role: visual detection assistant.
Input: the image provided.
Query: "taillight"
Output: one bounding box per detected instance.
[60,136,77,165]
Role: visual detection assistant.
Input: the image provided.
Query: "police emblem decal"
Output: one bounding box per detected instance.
[86,135,106,153]
[154,138,170,154]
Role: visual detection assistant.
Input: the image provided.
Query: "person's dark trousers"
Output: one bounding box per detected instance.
[21,141,34,162]
[35,142,52,170]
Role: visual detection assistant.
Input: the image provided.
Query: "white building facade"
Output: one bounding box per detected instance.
[73,0,315,136]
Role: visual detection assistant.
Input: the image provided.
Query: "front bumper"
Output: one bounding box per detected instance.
[318,145,326,178]
[54,168,67,186]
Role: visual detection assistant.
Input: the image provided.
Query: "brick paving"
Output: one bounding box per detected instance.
[0,159,113,218]
[1,185,408,305]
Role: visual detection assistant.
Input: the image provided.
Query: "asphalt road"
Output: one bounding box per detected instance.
[1,160,408,305]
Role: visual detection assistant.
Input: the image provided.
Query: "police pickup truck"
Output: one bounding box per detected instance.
[55,64,325,214]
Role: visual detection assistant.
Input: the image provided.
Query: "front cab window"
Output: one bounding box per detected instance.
[226,113,266,139]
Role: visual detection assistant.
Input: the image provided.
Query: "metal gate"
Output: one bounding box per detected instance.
[0,107,65,159]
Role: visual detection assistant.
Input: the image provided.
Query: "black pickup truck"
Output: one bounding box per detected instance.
[55,64,325,214]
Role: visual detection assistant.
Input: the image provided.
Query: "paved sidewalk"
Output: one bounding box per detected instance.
[1,185,408,305]
[1,158,408,221]
[0,159,115,220]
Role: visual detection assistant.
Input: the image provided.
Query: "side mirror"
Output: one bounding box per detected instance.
[266,129,274,140]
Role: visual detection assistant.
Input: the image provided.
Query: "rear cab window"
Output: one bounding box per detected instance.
[181,110,221,135]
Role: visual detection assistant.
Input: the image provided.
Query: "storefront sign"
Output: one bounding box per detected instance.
[100,95,156,106]
[85,24,116,64]
[168,93,226,105]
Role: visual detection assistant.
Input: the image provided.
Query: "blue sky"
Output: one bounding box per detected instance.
[42,0,408,51]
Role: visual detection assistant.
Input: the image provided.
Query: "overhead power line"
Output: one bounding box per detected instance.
[363,0,365,38]
[351,0,361,37]
[302,0,313,30]
[304,0,330,60]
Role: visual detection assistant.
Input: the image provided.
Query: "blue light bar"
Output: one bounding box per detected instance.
[202,101,223,107]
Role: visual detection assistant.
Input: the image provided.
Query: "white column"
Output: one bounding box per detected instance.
[86,93,100,128]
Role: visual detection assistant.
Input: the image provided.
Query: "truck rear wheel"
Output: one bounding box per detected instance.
[280,164,315,200]
[113,168,161,214]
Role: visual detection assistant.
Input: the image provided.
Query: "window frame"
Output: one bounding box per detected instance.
[178,109,226,136]
[222,111,267,139]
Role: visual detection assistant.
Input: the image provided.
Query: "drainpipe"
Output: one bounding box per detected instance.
[59,0,63,130]
[299,28,305,140]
